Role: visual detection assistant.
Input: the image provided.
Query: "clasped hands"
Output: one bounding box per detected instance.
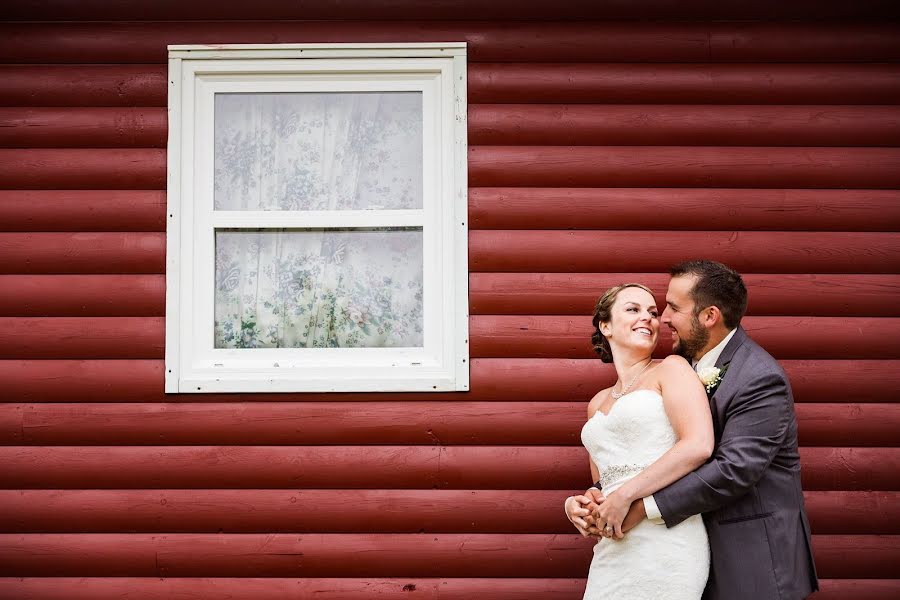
[565,488,640,540]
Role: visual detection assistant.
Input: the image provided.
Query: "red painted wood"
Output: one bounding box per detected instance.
[0,490,575,534]
[0,275,165,317]
[469,315,900,360]
[0,446,446,490]
[13,146,898,190]
[0,578,897,600]
[470,105,900,147]
[0,22,711,65]
[0,191,165,232]
[9,188,897,234]
[5,402,584,445]
[5,231,897,276]
[2,273,895,318]
[0,149,165,189]
[469,146,900,188]
[0,108,167,148]
[0,65,167,107]
[706,23,900,63]
[782,360,900,404]
[0,315,894,360]
[9,146,899,190]
[469,188,900,231]
[469,231,900,274]
[804,492,900,535]
[794,404,900,447]
[0,233,166,274]
[0,317,164,359]
[469,63,900,104]
[0,577,584,600]
[3,0,896,21]
[6,63,900,108]
[811,536,900,579]
[469,273,900,317]
[1,358,896,404]
[0,273,900,317]
[0,446,894,490]
[0,533,895,577]
[0,360,168,403]
[2,22,899,64]
[4,401,893,447]
[0,489,894,534]
[10,105,900,148]
[799,448,900,492]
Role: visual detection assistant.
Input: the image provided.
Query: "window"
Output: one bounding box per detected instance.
[165,44,468,392]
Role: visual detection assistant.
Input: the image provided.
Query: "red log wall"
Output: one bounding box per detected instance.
[1,1,898,598]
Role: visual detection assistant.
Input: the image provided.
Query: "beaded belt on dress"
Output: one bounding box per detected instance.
[600,463,647,490]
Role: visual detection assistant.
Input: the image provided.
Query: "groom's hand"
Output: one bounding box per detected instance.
[564,494,593,536]
[582,488,604,535]
[621,498,647,534]
[566,489,604,537]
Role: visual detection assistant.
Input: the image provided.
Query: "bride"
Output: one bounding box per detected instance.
[565,283,714,599]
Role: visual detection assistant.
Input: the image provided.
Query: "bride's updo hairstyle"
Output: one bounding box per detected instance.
[591,283,655,363]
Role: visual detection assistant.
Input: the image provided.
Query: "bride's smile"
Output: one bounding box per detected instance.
[602,287,660,353]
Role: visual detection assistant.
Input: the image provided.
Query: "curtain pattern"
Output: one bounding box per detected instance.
[214,92,422,211]
[215,229,424,349]
[212,92,424,348]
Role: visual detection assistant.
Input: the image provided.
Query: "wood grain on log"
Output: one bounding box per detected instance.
[0,359,896,404]
[0,533,895,577]
[2,402,896,447]
[0,446,895,490]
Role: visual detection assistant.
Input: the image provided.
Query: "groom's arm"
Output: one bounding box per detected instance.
[652,368,793,528]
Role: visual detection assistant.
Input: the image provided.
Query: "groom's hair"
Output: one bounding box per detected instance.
[670,260,748,329]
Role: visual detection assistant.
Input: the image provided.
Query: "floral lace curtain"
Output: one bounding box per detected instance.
[212,92,424,348]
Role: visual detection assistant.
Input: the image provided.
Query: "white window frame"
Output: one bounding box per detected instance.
[165,43,468,393]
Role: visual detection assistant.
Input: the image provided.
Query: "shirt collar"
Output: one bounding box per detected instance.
[693,327,737,372]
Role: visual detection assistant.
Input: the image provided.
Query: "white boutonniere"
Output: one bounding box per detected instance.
[697,366,726,395]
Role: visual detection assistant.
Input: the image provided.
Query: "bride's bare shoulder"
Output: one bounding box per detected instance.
[587,387,613,418]
[660,354,693,372]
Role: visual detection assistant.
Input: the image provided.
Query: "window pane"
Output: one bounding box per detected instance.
[214,228,424,349]
[214,92,423,211]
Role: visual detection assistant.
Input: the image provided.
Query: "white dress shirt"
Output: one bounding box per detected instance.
[642,328,737,524]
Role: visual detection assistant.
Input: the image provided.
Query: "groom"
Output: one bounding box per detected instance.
[569,260,818,599]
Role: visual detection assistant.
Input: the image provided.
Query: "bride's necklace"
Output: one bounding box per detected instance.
[610,359,653,400]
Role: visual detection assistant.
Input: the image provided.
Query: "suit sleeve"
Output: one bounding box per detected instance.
[653,364,793,527]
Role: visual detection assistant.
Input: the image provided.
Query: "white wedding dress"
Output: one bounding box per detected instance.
[581,389,709,599]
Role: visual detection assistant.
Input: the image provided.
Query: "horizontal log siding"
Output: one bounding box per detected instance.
[0,315,896,360]
[1,580,898,600]
[1,359,897,404]
[2,403,897,446]
[1,534,898,577]
[0,490,896,534]
[0,579,896,600]
[0,8,897,599]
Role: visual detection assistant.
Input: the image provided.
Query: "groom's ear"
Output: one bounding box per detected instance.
[700,305,723,329]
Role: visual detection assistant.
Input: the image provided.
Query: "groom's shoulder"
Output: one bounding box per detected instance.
[734,329,788,380]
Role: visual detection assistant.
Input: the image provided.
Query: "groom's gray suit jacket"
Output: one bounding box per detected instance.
[653,326,818,600]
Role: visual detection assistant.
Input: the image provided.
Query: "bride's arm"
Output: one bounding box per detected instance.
[596,356,713,537]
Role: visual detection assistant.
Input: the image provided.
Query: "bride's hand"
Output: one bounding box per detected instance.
[594,490,630,539]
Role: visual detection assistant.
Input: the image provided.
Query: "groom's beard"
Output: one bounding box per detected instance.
[673,315,709,362]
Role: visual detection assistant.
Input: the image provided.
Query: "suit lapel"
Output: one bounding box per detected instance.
[714,326,746,371]
[706,327,747,435]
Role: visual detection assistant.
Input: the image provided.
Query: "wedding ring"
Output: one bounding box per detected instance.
[604,525,613,533]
